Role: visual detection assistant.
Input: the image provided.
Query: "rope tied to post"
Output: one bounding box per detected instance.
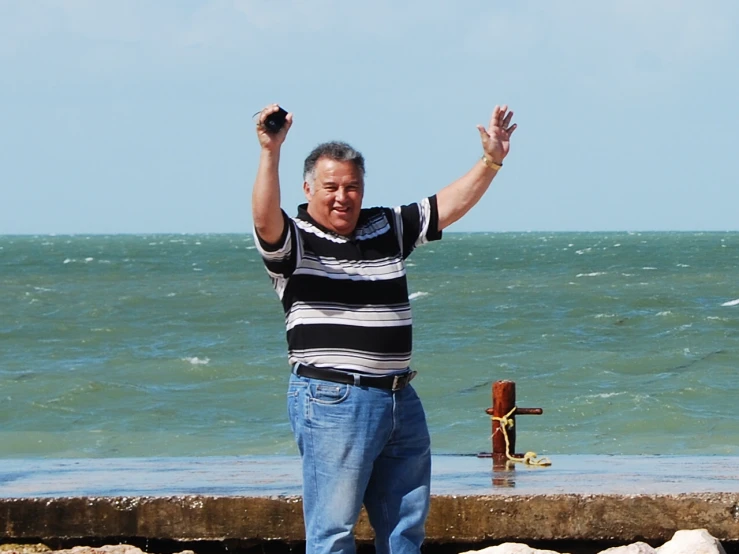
[491,407,552,467]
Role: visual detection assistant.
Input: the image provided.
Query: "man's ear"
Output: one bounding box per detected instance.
[303,181,313,201]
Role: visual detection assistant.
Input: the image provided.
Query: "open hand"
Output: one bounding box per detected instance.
[477,105,516,165]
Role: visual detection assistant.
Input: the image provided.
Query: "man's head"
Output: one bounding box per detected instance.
[303,141,365,236]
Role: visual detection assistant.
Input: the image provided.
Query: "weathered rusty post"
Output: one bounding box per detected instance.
[492,380,516,458]
[478,380,543,468]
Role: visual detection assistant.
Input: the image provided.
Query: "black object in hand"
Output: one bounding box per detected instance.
[264,107,288,134]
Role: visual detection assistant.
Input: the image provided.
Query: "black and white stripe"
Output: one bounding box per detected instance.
[255,196,442,374]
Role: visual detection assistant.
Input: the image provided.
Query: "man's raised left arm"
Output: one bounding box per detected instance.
[436,105,516,231]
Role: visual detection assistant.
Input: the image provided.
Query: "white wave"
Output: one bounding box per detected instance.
[594,313,615,319]
[642,266,657,270]
[721,298,739,307]
[166,293,177,297]
[409,292,429,300]
[85,257,94,262]
[656,311,672,316]
[593,392,626,399]
[63,258,73,264]
[576,272,606,277]
[676,263,690,268]
[576,391,627,404]
[183,356,210,365]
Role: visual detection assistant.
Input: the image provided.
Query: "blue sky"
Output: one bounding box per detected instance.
[1,0,738,234]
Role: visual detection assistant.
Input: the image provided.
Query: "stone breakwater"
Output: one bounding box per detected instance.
[2,456,738,552]
[0,529,732,554]
[459,529,727,553]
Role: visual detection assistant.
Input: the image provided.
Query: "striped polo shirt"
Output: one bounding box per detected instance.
[255,195,442,375]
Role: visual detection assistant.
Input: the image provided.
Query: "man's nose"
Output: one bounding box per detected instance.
[335,188,347,202]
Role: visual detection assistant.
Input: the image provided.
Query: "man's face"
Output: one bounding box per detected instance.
[304,158,364,236]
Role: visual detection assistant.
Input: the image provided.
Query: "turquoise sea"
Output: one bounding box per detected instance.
[1,232,738,459]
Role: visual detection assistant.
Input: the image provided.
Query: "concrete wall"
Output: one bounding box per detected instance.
[2,493,739,544]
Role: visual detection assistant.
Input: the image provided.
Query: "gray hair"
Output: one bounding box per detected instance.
[303,141,365,188]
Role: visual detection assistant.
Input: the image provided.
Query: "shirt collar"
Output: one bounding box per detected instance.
[296,203,366,239]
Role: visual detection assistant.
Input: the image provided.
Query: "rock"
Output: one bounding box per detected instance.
[53,547,147,554]
[460,543,566,554]
[0,546,52,554]
[656,529,726,554]
[51,547,194,554]
[598,543,656,553]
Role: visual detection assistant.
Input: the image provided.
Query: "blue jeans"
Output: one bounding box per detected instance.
[287,373,431,554]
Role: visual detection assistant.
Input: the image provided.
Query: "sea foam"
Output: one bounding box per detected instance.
[721,298,739,307]
[183,357,210,365]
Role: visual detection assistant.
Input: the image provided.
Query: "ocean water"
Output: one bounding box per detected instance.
[1,232,738,459]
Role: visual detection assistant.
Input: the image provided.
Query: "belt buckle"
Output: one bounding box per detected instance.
[392,371,416,391]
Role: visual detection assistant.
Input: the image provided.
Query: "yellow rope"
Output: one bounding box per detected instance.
[491,407,551,467]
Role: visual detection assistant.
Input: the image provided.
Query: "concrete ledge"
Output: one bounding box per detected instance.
[1,456,738,544]
[2,493,739,543]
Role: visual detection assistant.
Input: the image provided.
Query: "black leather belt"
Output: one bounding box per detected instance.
[294,363,417,391]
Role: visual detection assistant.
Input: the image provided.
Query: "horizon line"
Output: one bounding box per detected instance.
[2,229,739,237]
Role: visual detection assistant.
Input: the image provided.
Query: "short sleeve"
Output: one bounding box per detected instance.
[391,195,442,259]
[253,210,299,283]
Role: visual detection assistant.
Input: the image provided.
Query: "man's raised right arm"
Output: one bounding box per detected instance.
[252,104,294,245]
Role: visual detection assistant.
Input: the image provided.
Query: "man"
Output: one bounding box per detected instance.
[252,103,516,554]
